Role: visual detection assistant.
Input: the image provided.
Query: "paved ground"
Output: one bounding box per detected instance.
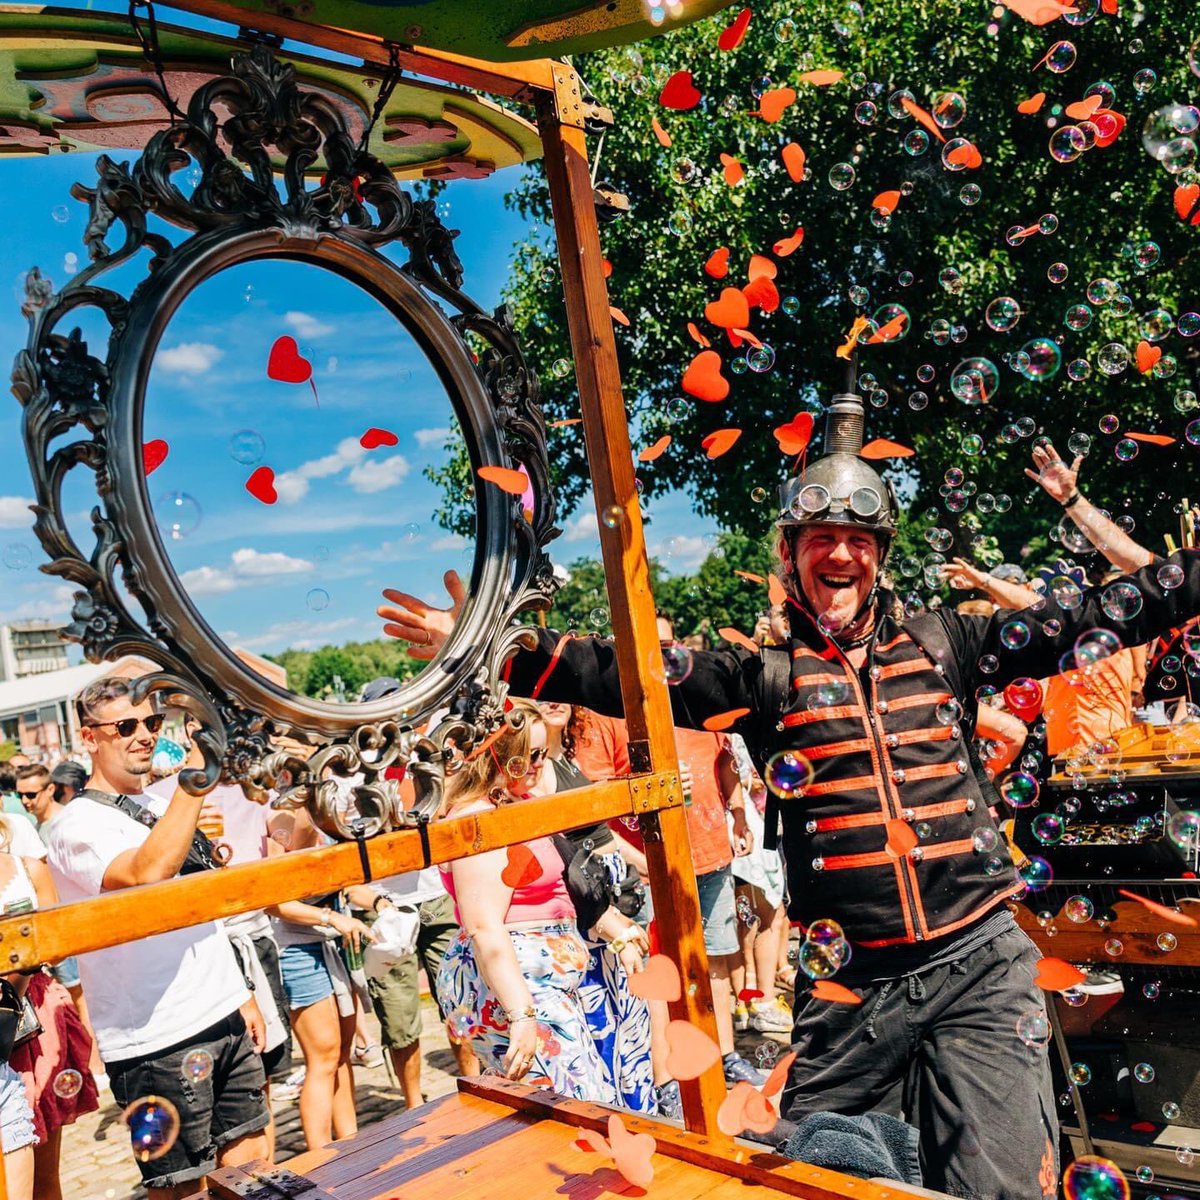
[58,991,793,1198]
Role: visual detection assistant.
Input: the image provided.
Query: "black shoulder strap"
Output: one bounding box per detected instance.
[751,645,792,852]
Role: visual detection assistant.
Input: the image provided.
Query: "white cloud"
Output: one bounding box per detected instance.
[561,513,600,544]
[347,455,410,494]
[0,497,34,528]
[237,616,357,652]
[430,533,467,552]
[156,342,224,373]
[414,427,451,448]
[284,311,334,339]
[650,534,710,573]
[274,437,366,505]
[180,547,314,597]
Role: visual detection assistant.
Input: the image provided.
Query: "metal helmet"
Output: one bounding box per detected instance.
[777,390,899,546]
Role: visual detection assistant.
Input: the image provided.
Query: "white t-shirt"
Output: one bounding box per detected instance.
[3,814,47,861]
[375,865,447,906]
[46,795,249,1063]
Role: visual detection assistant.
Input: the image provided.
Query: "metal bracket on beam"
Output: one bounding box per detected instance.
[550,62,586,129]
[0,918,37,970]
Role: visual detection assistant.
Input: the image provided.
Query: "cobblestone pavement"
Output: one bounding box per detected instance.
[62,991,793,1197]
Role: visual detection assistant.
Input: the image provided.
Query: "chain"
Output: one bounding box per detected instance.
[358,44,403,155]
[128,0,186,126]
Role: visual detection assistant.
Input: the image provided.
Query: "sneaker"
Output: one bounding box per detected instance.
[733,1001,751,1032]
[654,1080,682,1121]
[750,997,793,1034]
[353,1041,384,1068]
[274,1066,306,1102]
[723,1052,766,1087]
[92,1071,110,1093]
[1077,969,1124,996]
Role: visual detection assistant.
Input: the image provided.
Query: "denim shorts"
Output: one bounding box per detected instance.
[279,941,335,1010]
[107,1010,268,1189]
[0,1061,35,1153]
[697,865,738,957]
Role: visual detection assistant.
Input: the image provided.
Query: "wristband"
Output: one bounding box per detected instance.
[1061,491,1082,509]
[372,893,392,913]
[505,1004,536,1024]
[607,935,629,955]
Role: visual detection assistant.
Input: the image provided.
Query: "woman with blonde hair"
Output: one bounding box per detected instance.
[435,699,632,1103]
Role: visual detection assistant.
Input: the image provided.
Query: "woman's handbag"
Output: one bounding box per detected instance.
[0,976,41,1062]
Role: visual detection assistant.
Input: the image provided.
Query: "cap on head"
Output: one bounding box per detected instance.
[50,762,88,791]
[360,676,402,703]
[777,393,899,543]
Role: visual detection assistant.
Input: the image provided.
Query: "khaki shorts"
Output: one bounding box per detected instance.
[367,893,459,1049]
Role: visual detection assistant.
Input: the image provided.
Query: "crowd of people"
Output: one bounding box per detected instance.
[0,438,1195,1200]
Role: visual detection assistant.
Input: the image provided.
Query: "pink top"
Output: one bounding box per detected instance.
[442,836,575,925]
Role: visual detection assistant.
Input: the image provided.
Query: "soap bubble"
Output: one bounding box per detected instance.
[799,938,848,979]
[1163,1101,1181,1120]
[1069,1062,1093,1087]
[972,827,998,853]
[1158,932,1178,952]
[181,1048,214,1082]
[2,543,32,570]
[871,304,910,341]
[1047,262,1069,284]
[1067,359,1091,381]
[1000,620,1030,649]
[661,643,693,684]
[1133,240,1160,270]
[1049,126,1087,162]
[601,505,623,529]
[1067,432,1092,457]
[1016,1012,1051,1048]
[1100,581,1142,620]
[1063,1157,1129,1200]
[950,358,999,405]
[157,492,201,540]
[903,129,930,156]
[1140,308,1175,341]
[829,163,856,190]
[985,297,1022,332]
[1097,343,1128,375]
[1157,563,1184,589]
[933,92,967,128]
[306,588,331,612]
[1001,772,1040,809]
[1043,41,1077,73]
[941,138,977,171]
[1114,439,1138,462]
[52,1069,83,1099]
[936,698,963,726]
[854,101,878,125]
[1032,814,1064,845]
[1064,895,1094,923]
[1131,67,1156,96]
[1086,278,1118,305]
[959,183,981,205]
[123,1096,182,1162]
[1018,338,1062,380]
[228,429,265,465]
[1099,414,1120,434]
[765,751,814,798]
[1019,856,1053,892]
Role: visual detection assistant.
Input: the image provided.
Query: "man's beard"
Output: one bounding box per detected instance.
[126,760,152,776]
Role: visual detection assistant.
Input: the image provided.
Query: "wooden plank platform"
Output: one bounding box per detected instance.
[204,1080,932,1200]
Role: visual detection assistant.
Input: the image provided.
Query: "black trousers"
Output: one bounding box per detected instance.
[782,925,1059,1200]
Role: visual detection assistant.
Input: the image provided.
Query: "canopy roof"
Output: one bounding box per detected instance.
[0,6,541,176]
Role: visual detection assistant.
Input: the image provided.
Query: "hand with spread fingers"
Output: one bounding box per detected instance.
[378,569,466,660]
[1025,440,1081,504]
[940,556,992,591]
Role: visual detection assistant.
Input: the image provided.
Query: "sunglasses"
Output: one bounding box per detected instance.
[527,748,548,769]
[85,713,165,738]
[15,784,47,799]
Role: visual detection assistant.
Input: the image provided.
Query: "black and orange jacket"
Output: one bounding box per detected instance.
[506,551,1200,947]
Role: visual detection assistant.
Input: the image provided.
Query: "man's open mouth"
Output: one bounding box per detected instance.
[818,574,857,589]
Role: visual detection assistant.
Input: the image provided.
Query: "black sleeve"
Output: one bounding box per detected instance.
[504,627,757,732]
[938,549,1200,696]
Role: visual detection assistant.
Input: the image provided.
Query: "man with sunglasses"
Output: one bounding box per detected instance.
[45,676,269,1199]
[381,383,1200,1200]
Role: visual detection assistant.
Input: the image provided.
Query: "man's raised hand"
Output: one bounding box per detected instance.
[1025,440,1082,504]
[378,569,466,660]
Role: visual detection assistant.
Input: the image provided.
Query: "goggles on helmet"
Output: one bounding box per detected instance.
[789,483,885,523]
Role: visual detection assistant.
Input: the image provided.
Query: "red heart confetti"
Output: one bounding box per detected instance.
[651,116,671,147]
[682,350,729,402]
[244,466,278,505]
[719,627,760,653]
[754,87,796,124]
[659,70,701,111]
[1135,341,1161,374]
[703,708,750,731]
[500,845,542,888]
[1017,92,1047,114]
[812,980,863,1004]
[142,439,169,476]
[477,466,530,495]
[705,287,750,329]
[702,428,742,459]
[773,412,815,456]
[360,427,398,449]
[627,955,681,1002]
[1118,888,1198,926]
[716,5,752,51]
[267,336,312,384]
[720,153,744,186]
[781,142,807,182]
[798,69,843,85]
[861,438,915,459]
[1175,183,1200,225]
[885,819,919,858]
[774,226,806,256]
[704,247,730,278]
[1033,957,1086,991]
[608,1114,657,1191]
[638,436,672,463]
[664,1020,722,1080]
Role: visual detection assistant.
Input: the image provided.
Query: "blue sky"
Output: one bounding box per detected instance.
[0,152,717,659]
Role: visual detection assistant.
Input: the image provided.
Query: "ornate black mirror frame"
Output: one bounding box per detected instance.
[11,46,559,836]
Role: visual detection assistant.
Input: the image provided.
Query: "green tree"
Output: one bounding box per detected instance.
[440,0,1199,583]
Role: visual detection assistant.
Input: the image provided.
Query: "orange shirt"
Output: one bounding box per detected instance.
[572,711,733,876]
[1042,648,1136,756]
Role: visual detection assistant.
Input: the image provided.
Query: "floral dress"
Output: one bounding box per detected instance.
[437,837,619,1106]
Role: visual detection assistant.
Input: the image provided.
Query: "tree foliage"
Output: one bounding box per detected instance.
[455,0,1199,586]
[266,638,426,700]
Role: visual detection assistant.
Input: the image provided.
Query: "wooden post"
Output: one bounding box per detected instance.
[536,64,726,1136]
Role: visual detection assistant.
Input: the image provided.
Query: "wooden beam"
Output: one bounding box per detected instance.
[536,68,724,1137]
[459,1078,919,1200]
[1012,900,1200,966]
[154,0,559,98]
[0,772,679,970]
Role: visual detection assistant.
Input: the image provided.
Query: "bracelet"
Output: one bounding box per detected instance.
[1061,491,1082,509]
[607,935,629,955]
[505,1004,536,1024]
[372,893,392,913]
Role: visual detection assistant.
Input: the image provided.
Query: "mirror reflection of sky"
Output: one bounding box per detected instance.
[0,154,718,657]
